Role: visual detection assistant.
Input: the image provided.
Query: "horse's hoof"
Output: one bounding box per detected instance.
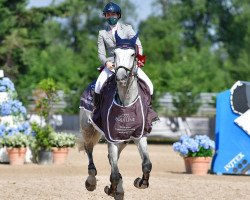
[85,175,96,191]
[134,177,149,189]
[104,186,115,197]
[114,193,124,200]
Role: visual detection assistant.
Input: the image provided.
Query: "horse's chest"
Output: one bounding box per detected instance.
[104,96,145,142]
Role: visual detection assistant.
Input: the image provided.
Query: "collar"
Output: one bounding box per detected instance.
[109,22,119,31]
[106,22,122,31]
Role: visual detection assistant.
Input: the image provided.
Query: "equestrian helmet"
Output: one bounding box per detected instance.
[103,2,121,18]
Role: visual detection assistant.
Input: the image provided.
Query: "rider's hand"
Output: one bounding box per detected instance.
[105,61,114,70]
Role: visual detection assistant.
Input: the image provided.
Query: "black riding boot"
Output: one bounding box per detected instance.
[93,92,100,108]
[147,95,160,129]
[150,95,160,122]
[92,93,102,126]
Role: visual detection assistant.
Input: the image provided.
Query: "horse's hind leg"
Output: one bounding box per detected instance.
[105,142,126,200]
[133,136,152,189]
[84,143,97,191]
[79,108,100,191]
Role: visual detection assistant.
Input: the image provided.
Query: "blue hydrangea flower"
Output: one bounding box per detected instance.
[6,127,17,136]
[19,106,27,115]
[179,144,189,156]
[1,102,12,115]
[209,140,215,149]
[173,142,182,152]
[31,130,36,137]
[180,135,190,142]
[184,138,199,152]
[0,77,15,91]
[194,135,215,149]
[0,86,6,92]
[16,122,31,135]
[24,129,30,135]
[0,100,27,116]
[173,134,215,157]
[22,122,30,129]
[199,139,210,149]
[0,124,6,137]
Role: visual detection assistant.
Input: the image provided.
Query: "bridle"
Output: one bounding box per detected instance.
[114,46,138,102]
[114,61,138,81]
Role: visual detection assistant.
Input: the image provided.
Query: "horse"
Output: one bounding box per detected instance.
[79,32,153,200]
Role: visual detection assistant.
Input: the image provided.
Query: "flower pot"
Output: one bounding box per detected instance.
[184,157,191,174]
[52,147,69,165]
[7,148,27,165]
[38,150,53,165]
[0,147,10,163]
[189,157,212,175]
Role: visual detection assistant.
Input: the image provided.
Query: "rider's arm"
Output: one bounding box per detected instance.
[127,25,143,55]
[97,31,109,66]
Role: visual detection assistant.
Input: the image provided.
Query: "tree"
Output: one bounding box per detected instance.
[35,78,59,124]
[9,0,137,114]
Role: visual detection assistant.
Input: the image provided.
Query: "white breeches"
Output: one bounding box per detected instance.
[94,67,154,95]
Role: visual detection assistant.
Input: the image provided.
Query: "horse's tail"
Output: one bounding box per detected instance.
[78,108,101,152]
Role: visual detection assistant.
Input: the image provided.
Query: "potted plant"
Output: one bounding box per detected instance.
[0,123,32,165]
[50,132,76,164]
[173,134,215,175]
[31,123,54,164]
[34,78,59,124]
[30,78,59,165]
[0,75,32,164]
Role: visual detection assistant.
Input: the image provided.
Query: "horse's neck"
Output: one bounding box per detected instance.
[117,77,138,106]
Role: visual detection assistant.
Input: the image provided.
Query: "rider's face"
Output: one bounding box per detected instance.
[105,12,119,18]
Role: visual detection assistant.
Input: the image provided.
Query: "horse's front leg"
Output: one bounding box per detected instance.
[133,136,152,189]
[105,142,125,200]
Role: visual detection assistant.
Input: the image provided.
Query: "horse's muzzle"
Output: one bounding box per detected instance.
[115,66,129,85]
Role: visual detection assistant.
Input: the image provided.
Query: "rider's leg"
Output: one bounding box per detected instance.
[95,67,114,94]
[137,68,153,95]
[137,68,159,124]
[92,67,113,124]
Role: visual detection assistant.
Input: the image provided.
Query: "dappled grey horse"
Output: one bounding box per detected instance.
[79,32,152,200]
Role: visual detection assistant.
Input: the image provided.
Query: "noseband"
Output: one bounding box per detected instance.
[115,65,137,82]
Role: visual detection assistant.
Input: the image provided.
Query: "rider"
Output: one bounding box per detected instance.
[94,2,153,101]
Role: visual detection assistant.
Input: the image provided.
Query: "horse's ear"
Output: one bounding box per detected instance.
[115,31,122,44]
[130,32,139,46]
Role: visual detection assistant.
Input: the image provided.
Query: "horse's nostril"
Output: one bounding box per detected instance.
[116,66,128,83]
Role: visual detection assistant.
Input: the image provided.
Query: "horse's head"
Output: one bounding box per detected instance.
[114,31,138,86]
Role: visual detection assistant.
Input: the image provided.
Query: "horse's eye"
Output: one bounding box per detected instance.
[131,53,135,57]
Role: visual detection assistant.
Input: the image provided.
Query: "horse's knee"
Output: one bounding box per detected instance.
[142,161,152,174]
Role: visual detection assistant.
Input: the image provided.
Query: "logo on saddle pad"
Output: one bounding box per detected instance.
[115,114,135,123]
